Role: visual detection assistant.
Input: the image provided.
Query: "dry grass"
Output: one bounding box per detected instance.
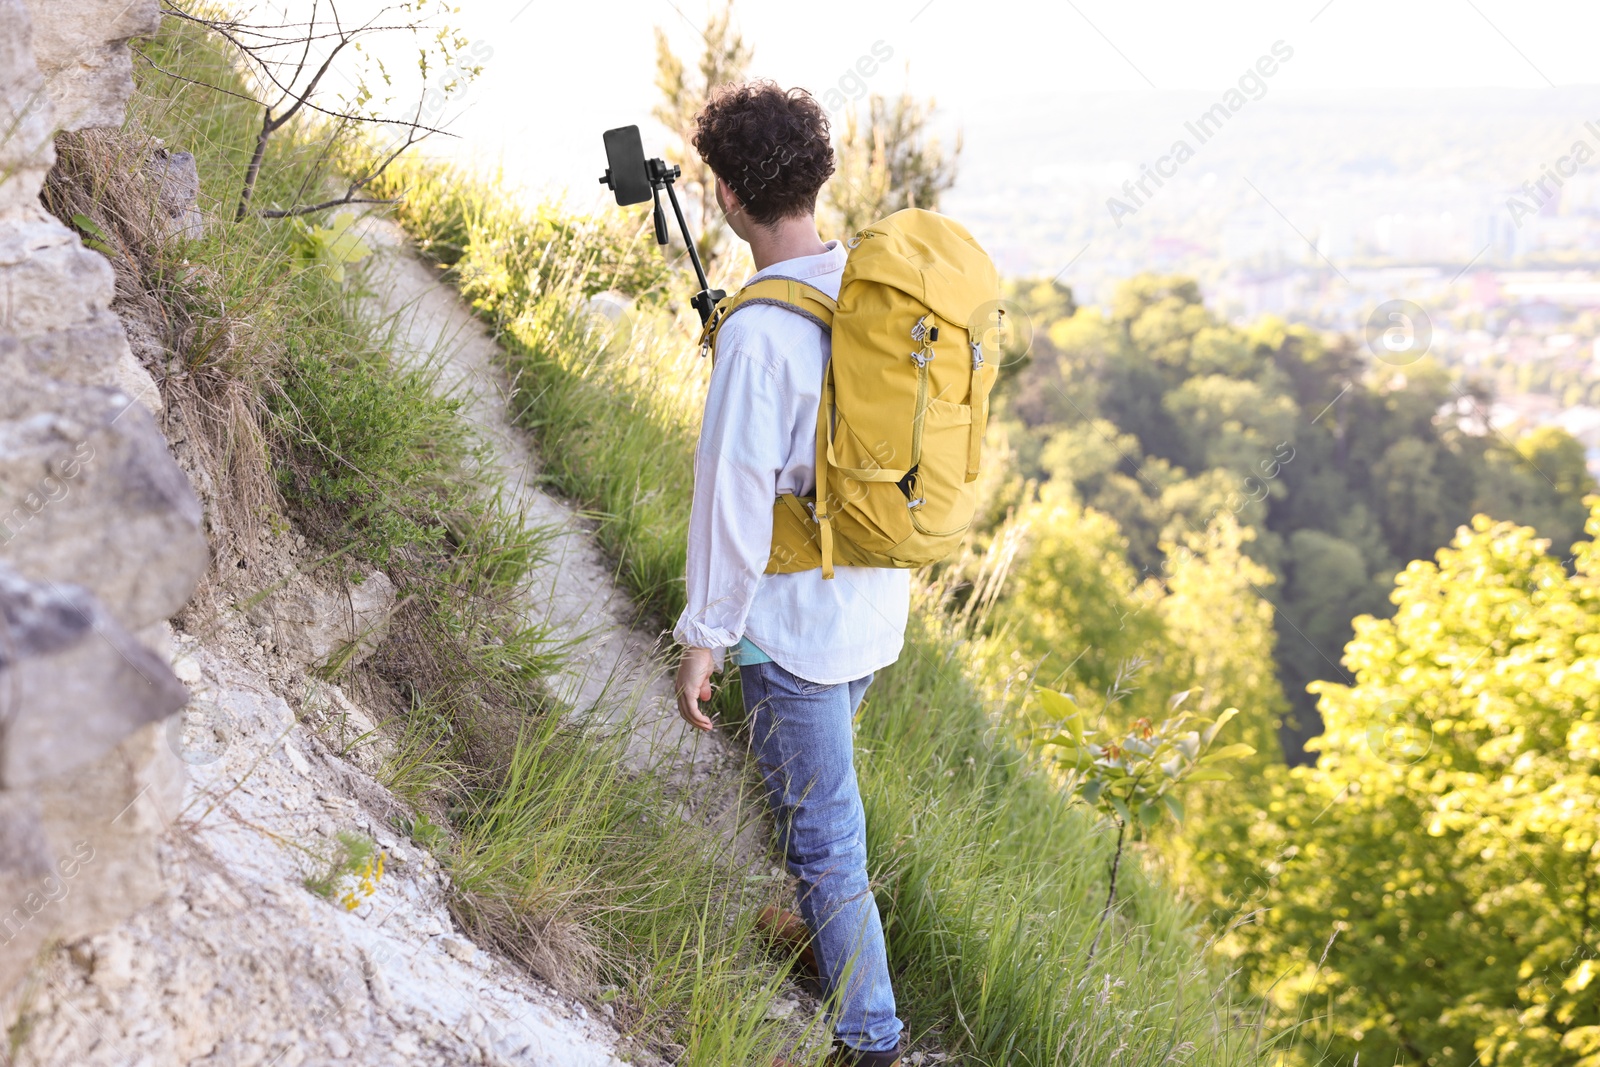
[42,126,277,586]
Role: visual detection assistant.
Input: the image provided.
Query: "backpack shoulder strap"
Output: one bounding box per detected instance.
[698,276,837,362]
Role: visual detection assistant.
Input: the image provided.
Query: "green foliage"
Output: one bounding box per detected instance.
[271,338,465,569]
[303,831,385,910]
[1189,503,1600,1066]
[289,211,372,282]
[1162,374,1298,483]
[1027,686,1255,831]
[824,91,962,238]
[1475,424,1597,561]
[989,484,1168,698]
[1157,516,1289,767]
[860,615,1266,1066]
[1477,336,1600,423]
[984,266,1599,1062]
[999,271,1597,757]
[978,485,1287,768]
[1007,275,1078,327]
[69,212,115,256]
[397,811,449,852]
[442,702,817,1061]
[651,0,752,269]
[368,152,671,301]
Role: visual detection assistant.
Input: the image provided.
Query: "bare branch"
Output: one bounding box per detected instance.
[158,0,466,221]
[259,195,402,219]
[274,0,320,115]
[133,47,458,136]
[131,46,263,106]
[160,3,422,123]
[269,34,349,133]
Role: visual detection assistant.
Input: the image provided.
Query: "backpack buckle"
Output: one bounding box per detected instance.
[698,302,730,358]
[970,341,984,369]
[911,316,938,367]
[805,500,818,523]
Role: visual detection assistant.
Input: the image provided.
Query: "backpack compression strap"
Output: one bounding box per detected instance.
[697,276,837,364]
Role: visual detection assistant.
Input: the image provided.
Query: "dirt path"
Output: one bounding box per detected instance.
[357,221,775,867]
[358,219,716,777]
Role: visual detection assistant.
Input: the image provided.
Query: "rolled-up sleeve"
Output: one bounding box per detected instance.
[672,330,784,666]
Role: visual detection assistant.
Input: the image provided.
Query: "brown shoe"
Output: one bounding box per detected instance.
[757,905,820,979]
[773,1038,906,1067]
[827,1041,904,1066]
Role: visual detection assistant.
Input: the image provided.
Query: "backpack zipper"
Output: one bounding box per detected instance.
[906,315,973,538]
[909,316,934,471]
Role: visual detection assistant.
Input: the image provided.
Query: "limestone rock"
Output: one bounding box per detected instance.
[3,645,640,1067]
[147,147,203,240]
[0,564,189,788]
[0,215,117,336]
[18,0,160,131]
[300,681,395,773]
[0,216,161,415]
[0,790,56,994]
[0,0,56,216]
[248,569,398,670]
[0,380,207,629]
[32,717,186,945]
[1,309,128,384]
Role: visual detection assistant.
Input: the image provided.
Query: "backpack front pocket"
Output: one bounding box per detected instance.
[907,397,975,538]
[828,412,915,548]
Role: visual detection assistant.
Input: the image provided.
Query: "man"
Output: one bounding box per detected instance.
[671,80,911,1067]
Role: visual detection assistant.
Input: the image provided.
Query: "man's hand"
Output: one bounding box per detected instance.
[675,647,716,732]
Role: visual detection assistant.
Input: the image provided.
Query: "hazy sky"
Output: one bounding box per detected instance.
[328,0,1600,206]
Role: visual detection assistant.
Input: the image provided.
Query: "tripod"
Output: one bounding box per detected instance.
[599,157,726,325]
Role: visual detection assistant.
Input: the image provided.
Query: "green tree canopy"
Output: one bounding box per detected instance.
[995,272,1595,758]
[1189,502,1600,1067]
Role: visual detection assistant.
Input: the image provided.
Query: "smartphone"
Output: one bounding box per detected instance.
[601,125,652,206]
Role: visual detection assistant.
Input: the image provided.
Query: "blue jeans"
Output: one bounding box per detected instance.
[739,659,903,1055]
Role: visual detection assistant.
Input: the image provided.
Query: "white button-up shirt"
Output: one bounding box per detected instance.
[672,240,911,685]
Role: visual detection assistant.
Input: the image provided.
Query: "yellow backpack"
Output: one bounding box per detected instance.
[698,208,1001,578]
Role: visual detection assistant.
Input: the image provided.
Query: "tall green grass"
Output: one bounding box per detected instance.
[371,156,1283,1064]
[375,158,702,620]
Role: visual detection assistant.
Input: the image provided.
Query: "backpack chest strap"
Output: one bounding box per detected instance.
[698,276,837,363]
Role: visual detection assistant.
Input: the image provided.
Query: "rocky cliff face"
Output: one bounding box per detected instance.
[0,0,200,998]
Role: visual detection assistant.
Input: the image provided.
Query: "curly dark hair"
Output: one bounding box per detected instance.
[692,80,835,226]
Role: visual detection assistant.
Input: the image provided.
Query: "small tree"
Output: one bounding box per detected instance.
[156,1,479,220]
[823,90,961,238]
[1027,676,1254,961]
[651,0,752,273]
